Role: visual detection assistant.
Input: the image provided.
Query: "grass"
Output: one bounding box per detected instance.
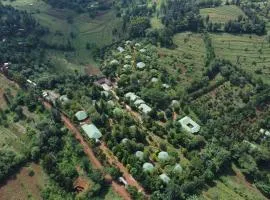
[202,164,267,200]
[3,0,123,73]
[158,32,207,87]
[200,5,246,24]
[0,75,19,109]
[0,163,48,200]
[211,33,270,84]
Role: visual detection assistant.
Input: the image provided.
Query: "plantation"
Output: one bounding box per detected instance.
[211,33,270,84]
[200,5,246,24]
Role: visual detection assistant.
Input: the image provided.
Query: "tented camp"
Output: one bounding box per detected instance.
[135,151,144,160]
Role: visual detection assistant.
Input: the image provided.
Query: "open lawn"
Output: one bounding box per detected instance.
[200,5,246,24]
[0,163,48,200]
[211,33,270,84]
[158,32,206,87]
[3,0,123,73]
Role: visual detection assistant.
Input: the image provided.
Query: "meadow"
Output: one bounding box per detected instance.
[200,5,246,24]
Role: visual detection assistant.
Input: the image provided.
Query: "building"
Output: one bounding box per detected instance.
[173,164,183,173]
[136,62,146,69]
[110,59,119,65]
[81,124,102,141]
[117,46,125,53]
[159,174,170,183]
[94,78,113,91]
[75,111,88,121]
[125,92,139,101]
[59,95,69,104]
[118,177,128,187]
[138,104,152,114]
[143,162,154,172]
[134,99,145,106]
[179,116,200,134]
[42,90,60,104]
[158,151,170,161]
[135,151,144,161]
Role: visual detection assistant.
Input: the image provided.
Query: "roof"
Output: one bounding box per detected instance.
[135,151,144,160]
[82,124,102,140]
[179,116,200,134]
[123,64,131,69]
[136,62,146,69]
[143,163,154,172]
[95,78,112,86]
[117,46,125,53]
[158,151,169,161]
[125,92,139,101]
[121,138,129,144]
[59,95,69,103]
[125,55,132,60]
[110,59,119,65]
[151,77,158,82]
[173,164,183,173]
[139,48,146,53]
[75,111,88,121]
[159,174,170,183]
[138,104,152,114]
[134,99,145,106]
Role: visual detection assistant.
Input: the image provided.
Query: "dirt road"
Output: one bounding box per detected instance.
[100,142,147,196]
[42,101,131,200]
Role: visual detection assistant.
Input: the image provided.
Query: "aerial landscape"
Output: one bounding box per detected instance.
[0,0,270,199]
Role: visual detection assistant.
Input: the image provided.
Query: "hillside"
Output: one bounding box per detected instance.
[1,0,270,200]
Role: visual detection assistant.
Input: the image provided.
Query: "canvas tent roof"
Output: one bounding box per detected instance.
[179,116,200,134]
[82,124,102,140]
[125,92,139,101]
[135,151,144,160]
[134,99,145,106]
[143,162,154,172]
[173,164,183,173]
[138,104,152,114]
[136,62,146,69]
[159,174,170,183]
[158,151,169,161]
[75,111,88,121]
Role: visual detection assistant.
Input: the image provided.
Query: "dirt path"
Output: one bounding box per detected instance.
[100,142,147,195]
[42,101,131,200]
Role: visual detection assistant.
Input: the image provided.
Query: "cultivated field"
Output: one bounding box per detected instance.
[200,5,246,24]
[211,33,270,84]
[158,32,207,87]
[0,163,48,200]
[0,75,19,109]
[3,0,122,72]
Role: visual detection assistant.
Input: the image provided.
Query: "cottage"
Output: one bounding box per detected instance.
[138,104,152,114]
[173,164,183,173]
[151,77,158,83]
[179,116,200,134]
[59,95,70,104]
[75,111,88,121]
[125,55,132,60]
[94,78,113,91]
[81,124,102,141]
[42,90,60,104]
[139,48,146,53]
[110,59,119,65]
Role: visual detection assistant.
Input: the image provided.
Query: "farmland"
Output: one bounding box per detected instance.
[200,5,246,24]
[158,32,207,87]
[0,75,19,109]
[3,0,123,72]
[0,163,48,200]
[211,33,270,84]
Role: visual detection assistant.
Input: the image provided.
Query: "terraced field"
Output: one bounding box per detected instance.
[211,33,270,84]
[3,0,122,70]
[200,5,246,24]
[158,32,207,87]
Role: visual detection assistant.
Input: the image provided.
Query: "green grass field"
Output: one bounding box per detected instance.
[158,32,207,87]
[200,5,246,24]
[3,0,123,73]
[202,165,267,200]
[211,33,270,84]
